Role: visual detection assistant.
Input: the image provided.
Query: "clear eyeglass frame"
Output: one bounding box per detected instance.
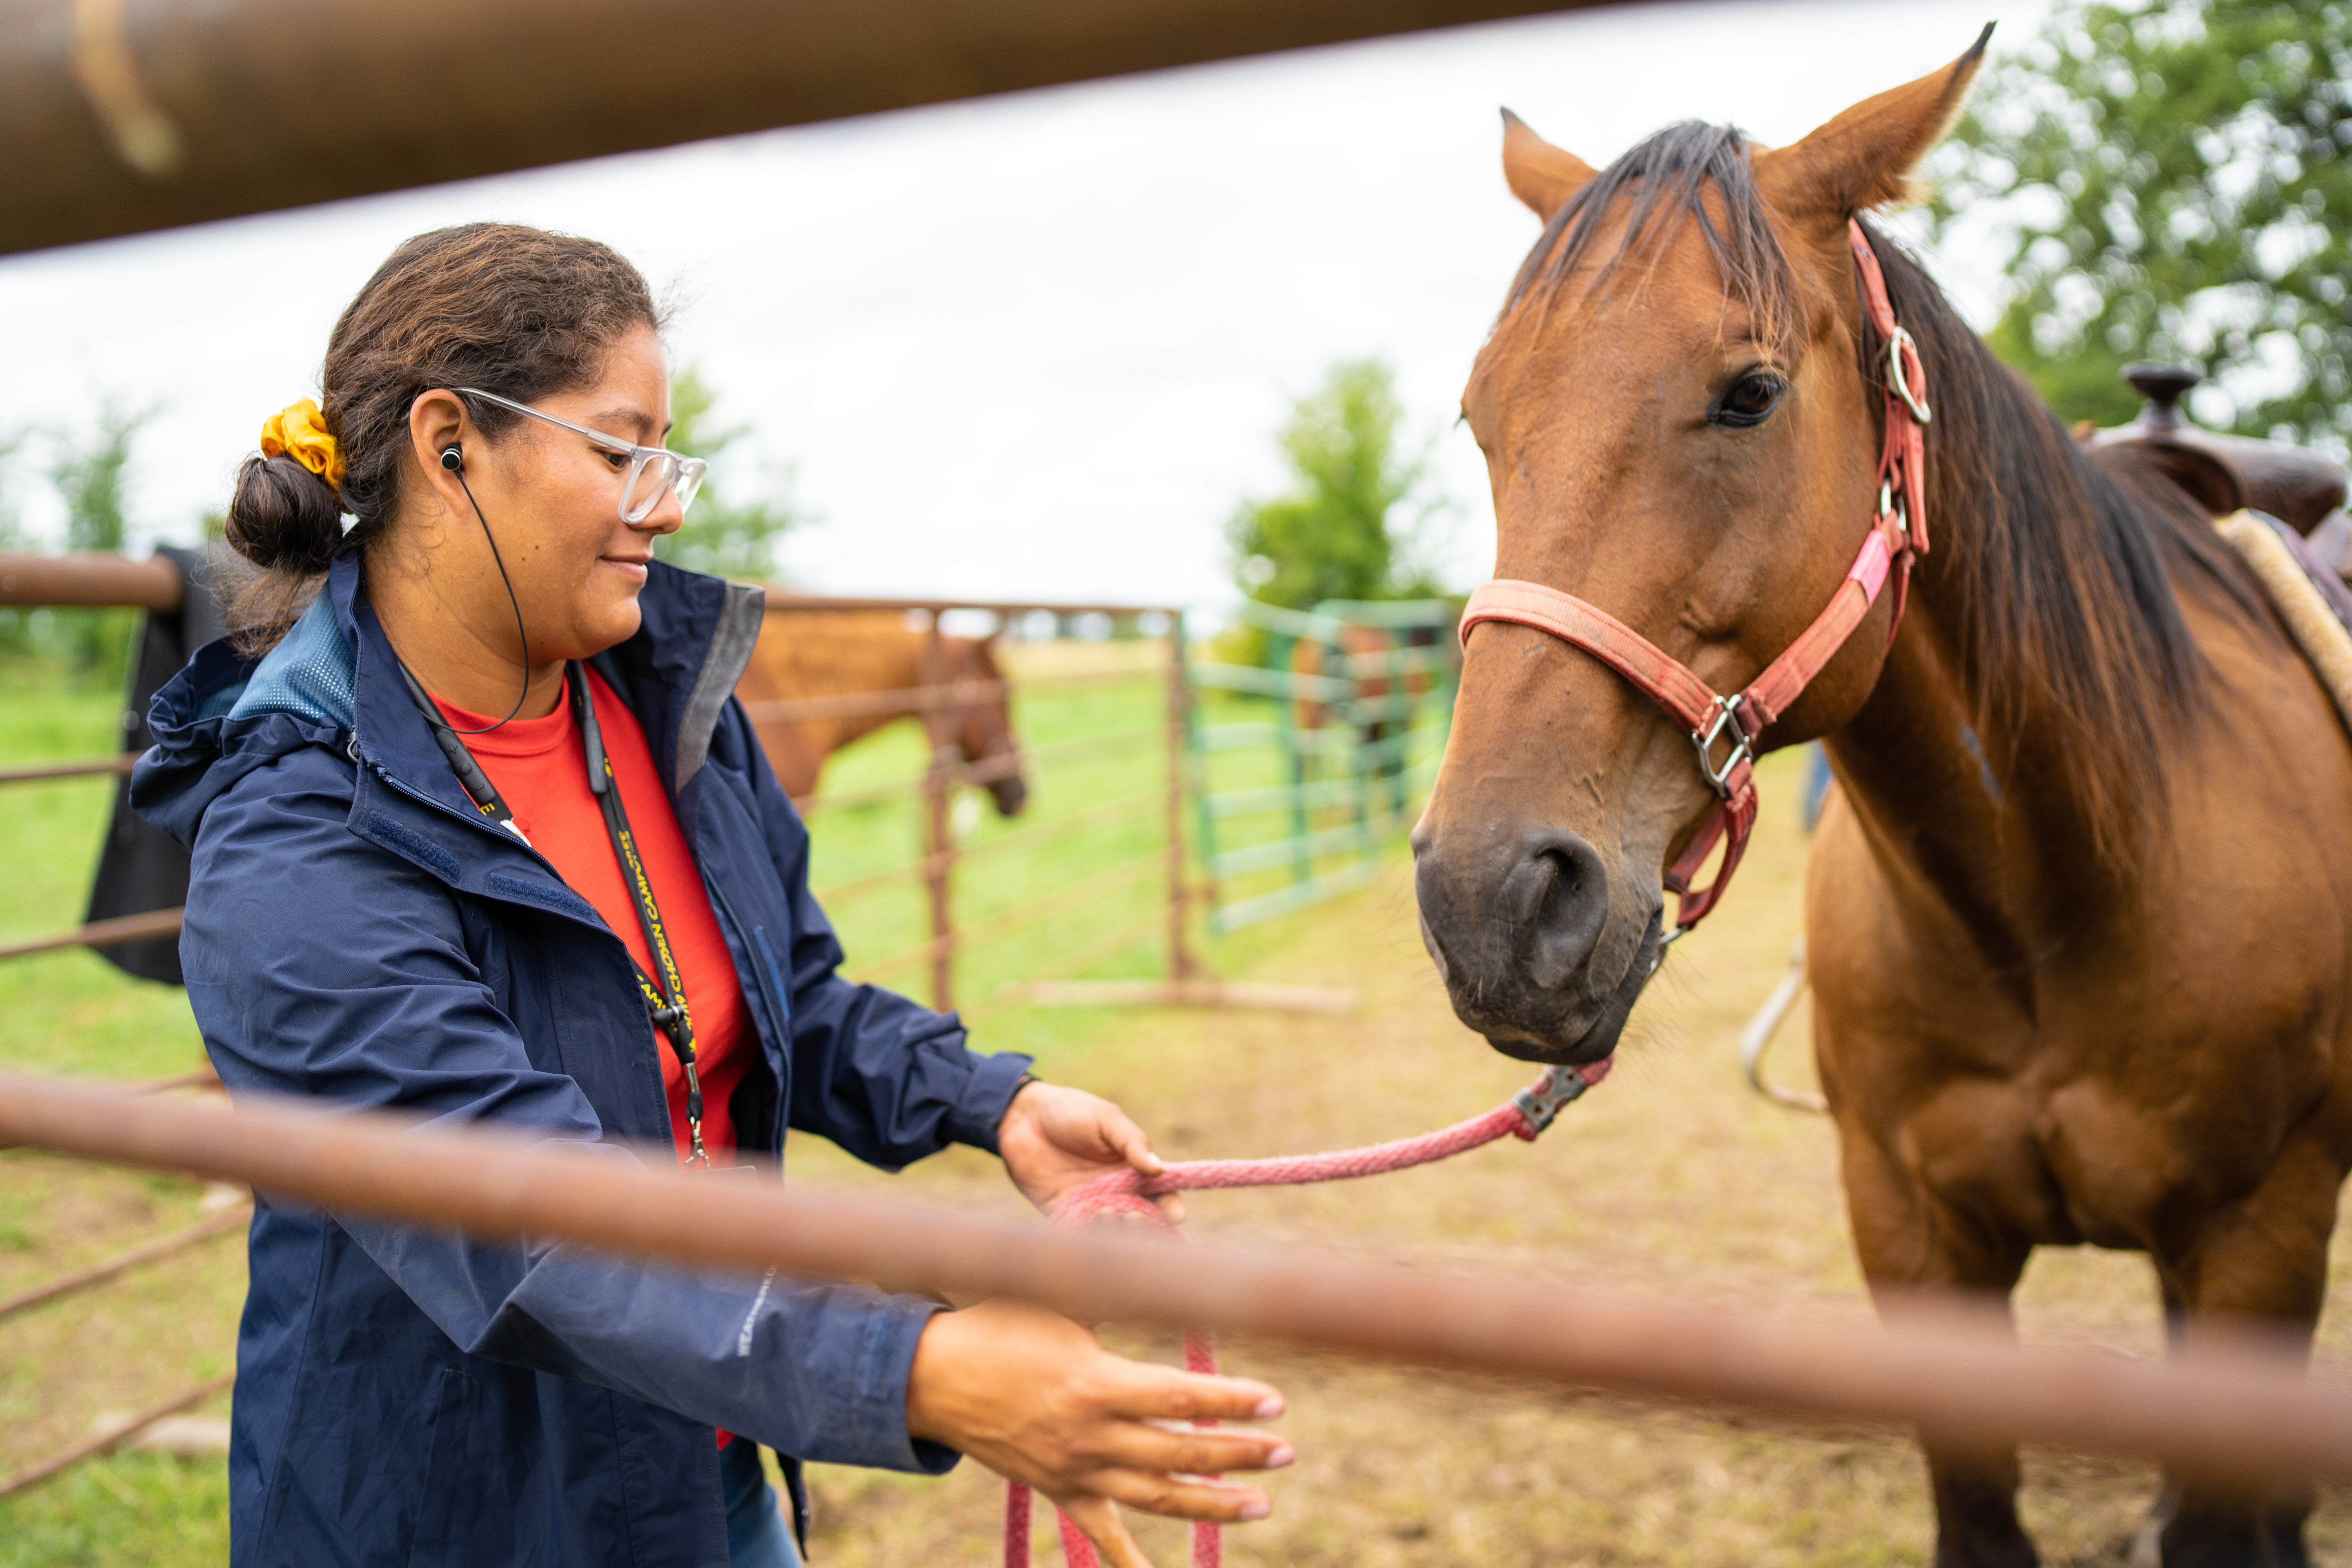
[455,387,707,524]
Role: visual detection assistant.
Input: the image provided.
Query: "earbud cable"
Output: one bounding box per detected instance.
[437,465,534,737]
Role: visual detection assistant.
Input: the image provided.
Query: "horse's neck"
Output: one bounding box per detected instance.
[769,617,930,752]
[1825,493,2119,971]
[830,632,931,752]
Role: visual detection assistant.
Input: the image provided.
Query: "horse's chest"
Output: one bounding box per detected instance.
[1903,1042,2328,1252]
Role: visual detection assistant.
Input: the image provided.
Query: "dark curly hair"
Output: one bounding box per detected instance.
[224,223,662,651]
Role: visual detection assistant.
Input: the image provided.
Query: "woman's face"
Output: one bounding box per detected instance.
[404,323,685,666]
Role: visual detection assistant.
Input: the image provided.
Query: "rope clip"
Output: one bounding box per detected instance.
[1512,1064,1597,1140]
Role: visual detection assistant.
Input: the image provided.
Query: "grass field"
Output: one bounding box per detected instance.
[6,647,2352,1566]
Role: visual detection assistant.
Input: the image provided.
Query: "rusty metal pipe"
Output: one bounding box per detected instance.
[0,552,182,610]
[0,1070,2347,1486]
[0,907,186,964]
[0,1204,251,1324]
[2,0,1612,258]
[0,1371,237,1502]
[0,755,140,786]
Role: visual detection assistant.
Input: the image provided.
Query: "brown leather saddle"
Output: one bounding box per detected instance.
[2081,363,2352,577]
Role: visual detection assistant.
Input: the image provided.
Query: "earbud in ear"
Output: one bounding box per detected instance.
[440,445,463,472]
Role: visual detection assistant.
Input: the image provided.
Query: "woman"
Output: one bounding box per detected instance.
[133,222,1288,1568]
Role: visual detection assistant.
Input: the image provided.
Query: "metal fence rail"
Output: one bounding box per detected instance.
[1,0,1617,258]
[3,1070,2348,1492]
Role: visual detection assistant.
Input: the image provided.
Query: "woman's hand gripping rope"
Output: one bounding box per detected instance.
[906,1299,1290,1568]
[984,1056,1613,1567]
[903,1079,1289,1568]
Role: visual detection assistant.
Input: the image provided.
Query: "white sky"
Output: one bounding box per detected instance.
[0,0,2051,608]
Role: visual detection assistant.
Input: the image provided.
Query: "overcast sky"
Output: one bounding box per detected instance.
[0,0,2052,607]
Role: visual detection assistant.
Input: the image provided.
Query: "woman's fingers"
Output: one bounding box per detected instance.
[1084,1420,1294,1479]
[1079,1467,1275,1523]
[1061,1497,1156,1568]
[1101,1106,1165,1177]
[1105,1361,1286,1425]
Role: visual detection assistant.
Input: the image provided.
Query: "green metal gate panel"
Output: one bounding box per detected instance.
[1185,598,1459,934]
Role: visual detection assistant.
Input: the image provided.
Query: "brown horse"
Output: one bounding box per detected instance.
[1413,37,2352,1568]
[735,610,1028,813]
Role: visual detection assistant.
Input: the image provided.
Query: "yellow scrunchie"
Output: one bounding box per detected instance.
[259,398,345,488]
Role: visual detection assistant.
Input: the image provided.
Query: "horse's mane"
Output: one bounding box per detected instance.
[1501,122,2269,866]
[1864,233,2263,861]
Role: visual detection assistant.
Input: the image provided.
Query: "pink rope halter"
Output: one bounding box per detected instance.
[1003,1056,1613,1567]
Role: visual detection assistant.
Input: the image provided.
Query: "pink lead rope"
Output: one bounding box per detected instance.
[1002,1056,1615,1568]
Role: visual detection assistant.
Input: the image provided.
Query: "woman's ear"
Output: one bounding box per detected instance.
[1752,26,1992,226]
[408,390,473,516]
[1500,109,1598,223]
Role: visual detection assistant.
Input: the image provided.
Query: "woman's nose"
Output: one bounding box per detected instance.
[630,482,687,537]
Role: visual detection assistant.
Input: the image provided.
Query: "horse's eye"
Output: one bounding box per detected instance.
[1710,371,1786,428]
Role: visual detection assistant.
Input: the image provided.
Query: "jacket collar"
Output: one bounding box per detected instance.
[138,549,766,853]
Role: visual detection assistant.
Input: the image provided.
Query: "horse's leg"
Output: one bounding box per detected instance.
[2155,1140,2337,1568]
[1840,1127,2038,1568]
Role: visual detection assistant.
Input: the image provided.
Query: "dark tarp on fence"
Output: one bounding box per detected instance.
[84,546,227,984]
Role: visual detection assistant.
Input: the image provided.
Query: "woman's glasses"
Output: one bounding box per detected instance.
[456,387,707,524]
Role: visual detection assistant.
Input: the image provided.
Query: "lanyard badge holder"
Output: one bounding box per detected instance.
[399,661,715,1169]
[567,664,712,1169]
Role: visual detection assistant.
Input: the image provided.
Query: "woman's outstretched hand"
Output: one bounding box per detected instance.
[996,1080,1187,1224]
[905,1298,1290,1568]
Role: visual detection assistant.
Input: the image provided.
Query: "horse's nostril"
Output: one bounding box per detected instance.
[1509,833,1611,993]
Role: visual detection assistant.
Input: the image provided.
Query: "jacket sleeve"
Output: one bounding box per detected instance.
[180,749,956,1474]
[726,702,1032,1169]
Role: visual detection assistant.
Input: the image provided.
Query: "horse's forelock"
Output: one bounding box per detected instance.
[1500,120,1803,352]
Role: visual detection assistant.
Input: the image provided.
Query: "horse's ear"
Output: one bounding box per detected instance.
[1501,109,1598,222]
[1753,24,1993,224]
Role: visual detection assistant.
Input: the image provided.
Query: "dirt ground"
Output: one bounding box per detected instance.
[789,746,2352,1567]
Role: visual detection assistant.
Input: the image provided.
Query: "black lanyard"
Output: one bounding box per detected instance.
[401,661,711,1167]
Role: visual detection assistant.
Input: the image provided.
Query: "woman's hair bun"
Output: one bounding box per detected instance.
[225,452,344,574]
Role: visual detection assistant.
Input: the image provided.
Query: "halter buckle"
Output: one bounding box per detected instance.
[1690,695,1752,799]
[1512,1064,1595,1138]
[1887,327,1933,425]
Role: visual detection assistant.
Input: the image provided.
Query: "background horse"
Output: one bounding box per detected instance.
[1413,39,2352,1568]
[735,610,1028,813]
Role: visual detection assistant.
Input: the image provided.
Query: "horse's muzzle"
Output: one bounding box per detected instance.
[1412,822,1661,1064]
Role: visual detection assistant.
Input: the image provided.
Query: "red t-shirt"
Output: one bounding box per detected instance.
[433,672,755,1167]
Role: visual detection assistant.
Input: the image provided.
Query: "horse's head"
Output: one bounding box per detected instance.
[1413,36,1987,1063]
[952,635,1029,816]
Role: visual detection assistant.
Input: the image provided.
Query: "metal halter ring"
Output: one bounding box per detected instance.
[1877,481,1910,540]
[1690,695,1753,798]
[1887,327,1933,424]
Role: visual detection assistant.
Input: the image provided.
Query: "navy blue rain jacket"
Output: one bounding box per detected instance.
[132,553,1031,1568]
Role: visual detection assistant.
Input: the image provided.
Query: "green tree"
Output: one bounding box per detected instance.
[1934,0,2351,445]
[654,368,808,581]
[52,403,145,555]
[47,405,151,675]
[1227,359,1452,611]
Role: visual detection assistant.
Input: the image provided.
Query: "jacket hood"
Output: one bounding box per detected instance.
[134,550,764,851]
